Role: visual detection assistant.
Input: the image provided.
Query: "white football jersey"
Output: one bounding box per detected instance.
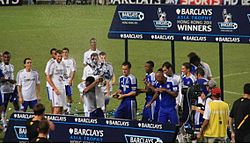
[82,65,99,81]
[77,81,104,113]
[83,49,101,65]
[0,62,15,93]
[16,69,40,101]
[62,57,76,85]
[45,58,54,87]
[48,60,67,87]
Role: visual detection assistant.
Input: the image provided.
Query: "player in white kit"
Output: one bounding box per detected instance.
[16,58,40,112]
[46,50,67,114]
[83,38,101,65]
[45,48,57,113]
[62,47,76,114]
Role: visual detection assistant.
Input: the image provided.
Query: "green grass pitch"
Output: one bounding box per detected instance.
[0,4,249,139]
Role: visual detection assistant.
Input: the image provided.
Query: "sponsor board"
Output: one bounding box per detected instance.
[153,8,172,30]
[108,5,250,43]
[14,126,28,140]
[124,134,163,143]
[4,112,177,143]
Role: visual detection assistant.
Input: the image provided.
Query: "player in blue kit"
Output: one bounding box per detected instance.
[112,61,137,120]
[146,69,179,125]
[141,60,158,122]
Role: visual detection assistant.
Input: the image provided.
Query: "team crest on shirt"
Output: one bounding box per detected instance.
[167,84,170,89]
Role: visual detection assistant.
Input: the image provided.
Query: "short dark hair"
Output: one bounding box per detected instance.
[86,76,95,86]
[122,61,131,69]
[38,120,50,134]
[99,51,106,56]
[196,67,205,77]
[190,55,201,64]
[187,52,197,59]
[50,48,57,54]
[157,68,163,72]
[56,50,62,54]
[3,51,11,57]
[162,61,172,69]
[33,103,45,116]
[90,38,96,42]
[182,62,191,70]
[146,60,154,68]
[23,58,31,64]
[244,83,250,95]
[62,47,69,52]
[90,53,98,58]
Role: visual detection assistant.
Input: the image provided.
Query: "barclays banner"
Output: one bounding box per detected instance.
[108,5,250,43]
[4,112,177,143]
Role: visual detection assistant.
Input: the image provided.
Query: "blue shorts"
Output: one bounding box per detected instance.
[0,92,18,106]
[21,100,38,112]
[65,85,72,97]
[90,108,104,118]
[115,99,137,120]
[142,96,159,122]
[158,107,178,125]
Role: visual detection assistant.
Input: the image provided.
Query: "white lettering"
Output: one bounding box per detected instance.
[73,128,104,137]
[177,24,212,32]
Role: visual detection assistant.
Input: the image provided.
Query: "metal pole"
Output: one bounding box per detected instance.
[125,39,128,62]
[171,41,175,73]
[219,42,224,100]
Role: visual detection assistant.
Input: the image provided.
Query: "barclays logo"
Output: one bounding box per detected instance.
[247,14,250,22]
[118,11,144,21]
[153,8,172,30]
[124,134,163,143]
[14,126,28,140]
[218,22,238,30]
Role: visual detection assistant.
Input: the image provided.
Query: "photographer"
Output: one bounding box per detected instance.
[197,88,229,143]
[192,68,209,135]
[180,62,196,125]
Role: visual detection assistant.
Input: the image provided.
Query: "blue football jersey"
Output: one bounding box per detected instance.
[154,79,177,109]
[145,72,155,97]
[0,69,3,78]
[119,74,137,100]
[196,78,209,95]
[182,74,196,88]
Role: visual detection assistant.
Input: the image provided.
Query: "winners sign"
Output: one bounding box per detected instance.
[4,112,177,143]
[108,5,250,43]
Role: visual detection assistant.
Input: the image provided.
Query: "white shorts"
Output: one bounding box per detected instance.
[46,86,53,101]
[51,87,66,107]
